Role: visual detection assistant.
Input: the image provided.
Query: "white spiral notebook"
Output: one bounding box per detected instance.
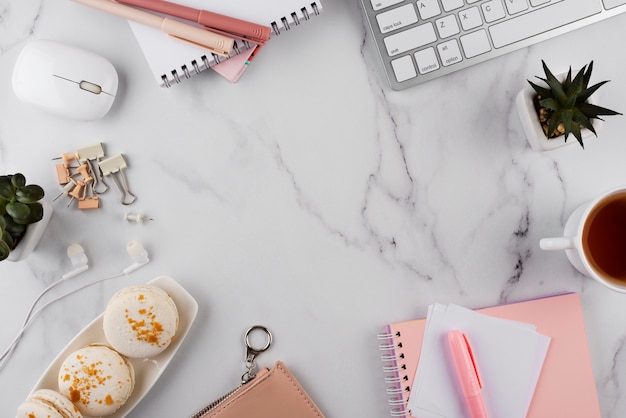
[127,0,323,87]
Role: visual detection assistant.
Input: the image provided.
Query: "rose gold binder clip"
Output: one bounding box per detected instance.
[98,153,137,205]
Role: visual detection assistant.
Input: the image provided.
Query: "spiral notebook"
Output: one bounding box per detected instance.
[379,293,601,418]
[126,0,323,87]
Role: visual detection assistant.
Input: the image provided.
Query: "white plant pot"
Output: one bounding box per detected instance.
[515,78,602,151]
[7,200,53,262]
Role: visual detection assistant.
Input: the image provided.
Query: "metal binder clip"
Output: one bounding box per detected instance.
[242,325,272,384]
[77,143,109,194]
[98,153,137,205]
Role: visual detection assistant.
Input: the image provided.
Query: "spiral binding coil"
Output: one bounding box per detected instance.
[379,330,411,418]
[161,2,322,87]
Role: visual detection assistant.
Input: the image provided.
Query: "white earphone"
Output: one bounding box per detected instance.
[123,240,150,274]
[62,243,89,279]
[0,240,151,371]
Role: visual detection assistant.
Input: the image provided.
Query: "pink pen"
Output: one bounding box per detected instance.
[448,330,489,418]
[115,0,271,44]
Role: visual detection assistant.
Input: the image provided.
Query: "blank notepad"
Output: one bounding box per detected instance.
[378,293,601,418]
[126,0,323,87]
[408,303,551,418]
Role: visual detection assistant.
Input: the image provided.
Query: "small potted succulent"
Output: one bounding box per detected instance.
[516,60,621,151]
[0,173,52,262]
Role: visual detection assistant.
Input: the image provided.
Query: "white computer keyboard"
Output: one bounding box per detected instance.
[360,0,626,90]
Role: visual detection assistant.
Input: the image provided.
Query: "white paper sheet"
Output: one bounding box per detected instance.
[408,303,551,418]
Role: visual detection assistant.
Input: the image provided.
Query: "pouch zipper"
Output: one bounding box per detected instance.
[188,368,269,418]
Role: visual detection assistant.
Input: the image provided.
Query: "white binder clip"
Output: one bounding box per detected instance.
[98,153,137,205]
[77,143,109,194]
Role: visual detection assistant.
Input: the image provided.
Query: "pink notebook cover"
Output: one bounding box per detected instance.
[382,293,601,418]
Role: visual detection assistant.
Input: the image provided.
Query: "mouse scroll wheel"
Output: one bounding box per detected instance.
[79,80,102,95]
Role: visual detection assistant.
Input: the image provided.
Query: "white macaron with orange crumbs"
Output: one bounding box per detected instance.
[57,344,134,416]
[103,284,179,358]
[16,388,82,418]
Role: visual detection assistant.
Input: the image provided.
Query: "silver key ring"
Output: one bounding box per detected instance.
[242,325,272,383]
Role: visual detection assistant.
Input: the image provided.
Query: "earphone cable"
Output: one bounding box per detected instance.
[0,271,125,372]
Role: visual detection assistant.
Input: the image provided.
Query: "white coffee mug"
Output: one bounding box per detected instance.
[540,186,626,293]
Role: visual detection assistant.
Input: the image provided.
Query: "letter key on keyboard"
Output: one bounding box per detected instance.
[360,0,626,91]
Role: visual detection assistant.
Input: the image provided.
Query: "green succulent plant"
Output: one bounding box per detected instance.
[527,60,622,148]
[0,173,45,261]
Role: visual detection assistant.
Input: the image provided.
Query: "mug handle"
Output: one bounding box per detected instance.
[539,237,575,251]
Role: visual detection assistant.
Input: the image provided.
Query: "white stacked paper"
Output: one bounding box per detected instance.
[408,303,551,418]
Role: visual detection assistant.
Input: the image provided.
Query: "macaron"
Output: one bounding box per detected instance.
[102,284,179,358]
[57,344,134,416]
[16,388,82,418]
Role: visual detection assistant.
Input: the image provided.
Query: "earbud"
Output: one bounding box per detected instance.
[123,240,149,274]
[62,244,89,279]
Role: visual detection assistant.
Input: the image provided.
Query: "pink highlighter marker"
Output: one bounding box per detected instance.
[448,330,489,418]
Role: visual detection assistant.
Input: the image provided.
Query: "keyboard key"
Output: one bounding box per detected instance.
[441,0,464,12]
[482,0,506,22]
[460,29,492,58]
[414,48,440,74]
[505,0,529,14]
[435,15,460,38]
[376,4,418,34]
[490,0,601,48]
[384,23,437,56]
[459,7,483,30]
[604,0,626,8]
[370,0,403,12]
[391,55,417,82]
[416,0,442,20]
[437,39,462,66]
[530,0,551,5]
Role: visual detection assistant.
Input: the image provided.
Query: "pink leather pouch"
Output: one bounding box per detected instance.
[192,361,325,418]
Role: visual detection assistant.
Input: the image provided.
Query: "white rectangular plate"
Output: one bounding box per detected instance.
[29,275,198,418]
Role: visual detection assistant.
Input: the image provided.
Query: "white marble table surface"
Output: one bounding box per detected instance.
[2,1,626,417]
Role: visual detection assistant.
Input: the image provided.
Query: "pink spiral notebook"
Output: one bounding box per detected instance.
[379,293,601,418]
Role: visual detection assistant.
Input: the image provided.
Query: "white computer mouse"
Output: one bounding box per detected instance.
[12,39,118,121]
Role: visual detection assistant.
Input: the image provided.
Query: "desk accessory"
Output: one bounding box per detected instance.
[360,0,626,91]
[12,39,118,121]
[116,0,271,45]
[517,60,621,151]
[409,303,549,418]
[447,330,488,418]
[0,241,151,372]
[76,143,108,194]
[125,212,154,224]
[379,293,600,418]
[99,153,137,205]
[62,243,90,279]
[124,0,323,87]
[72,0,234,56]
[0,173,50,262]
[53,144,140,209]
[190,326,325,418]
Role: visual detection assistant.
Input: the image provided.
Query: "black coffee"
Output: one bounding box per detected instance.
[583,192,626,283]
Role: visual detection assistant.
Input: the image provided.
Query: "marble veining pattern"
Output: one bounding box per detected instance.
[1,0,626,417]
